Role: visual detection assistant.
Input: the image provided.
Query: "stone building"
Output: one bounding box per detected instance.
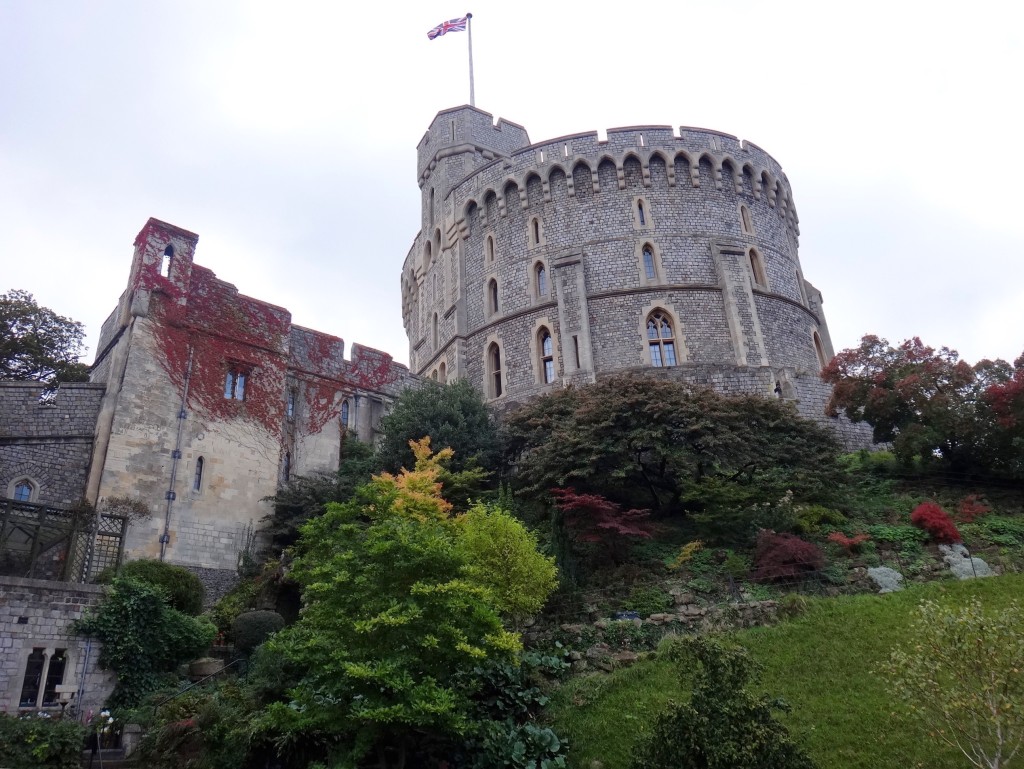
[401,106,869,446]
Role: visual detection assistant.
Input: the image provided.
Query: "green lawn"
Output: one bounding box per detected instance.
[548,573,1024,769]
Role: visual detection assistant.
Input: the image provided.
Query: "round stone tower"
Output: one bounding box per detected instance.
[402,105,863,442]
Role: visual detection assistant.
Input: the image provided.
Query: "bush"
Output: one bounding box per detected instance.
[752,531,825,584]
[75,577,215,708]
[232,610,285,655]
[98,559,205,616]
[793,504,847,534]
[909,502,961,544]
[624,585,673,617]
[827,532,871,554]
[956,494,991,523]
[0,713,87,769]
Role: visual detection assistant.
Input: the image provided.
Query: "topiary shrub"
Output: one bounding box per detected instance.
[0,713,86,769]
[232,610,285,654]
[98,559,205,616]
[910,501,961,545]
[752,531,824,584]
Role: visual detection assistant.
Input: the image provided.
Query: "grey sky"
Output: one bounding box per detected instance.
[2,0,1021,371]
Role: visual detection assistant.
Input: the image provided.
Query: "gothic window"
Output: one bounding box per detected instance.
[487,279,499,316]
[341,399,350,429]
[13,480,33,502]
[41,649,66,707]
[486,235,495,264]
[224,367,247,400]
[539,328,555,384]
[19,649,46,708]
[642,245,657,280]
[647,311,678,367]
[813,331,828,371]
[535,263,548,298]
[487,343,503,398]
[529,217,542,247]
[438,362,447,383]
[748,248,767,288]
[193,457,204,493]
[740,204,754,235]
[160,245,174,278]
[637,200,646,226]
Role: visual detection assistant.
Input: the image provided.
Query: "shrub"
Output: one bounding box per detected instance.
[777,593,810,620]
[956,494,992,523]
[0,713,86,769]
[624,585,673,617]
[752,531,825,584]
[74,577,215,708]
[827,531,871,554]
[793,504,847,534]
[909,501,961,544]
[98,559,205,616]
[231,610,285,655]
[669,540,704,571]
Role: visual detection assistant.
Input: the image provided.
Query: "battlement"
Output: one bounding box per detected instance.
[417,106,530,189]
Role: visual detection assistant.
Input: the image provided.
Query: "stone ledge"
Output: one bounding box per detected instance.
[0,575,108,594]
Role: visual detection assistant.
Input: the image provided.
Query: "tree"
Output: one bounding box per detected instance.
[549,487,653,566]
[631,636,816,769]
[880,598,1024,769]
[822,335,1022,475]
[0,290,90,384]
[375,379,500,478]
[259,440,553,768]
[503,375,842,520]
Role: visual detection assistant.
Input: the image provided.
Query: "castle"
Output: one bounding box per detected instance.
[402,106,866,446]
[1,105,868,715]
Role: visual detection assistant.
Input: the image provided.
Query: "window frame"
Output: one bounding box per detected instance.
[645,310,679,368]
[224,366,249,401]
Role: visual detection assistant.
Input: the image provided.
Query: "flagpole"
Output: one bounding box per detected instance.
[466,12,475,106]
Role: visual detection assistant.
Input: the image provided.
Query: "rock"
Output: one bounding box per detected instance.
[683,604,704,616]
[939,544,994,580]
[611,650,639,667]
[571,659,589,672]
[648,613,672,624]
[867,566,904,593]
[568,650,583,661]
[585,643,610,660]
[676,592,697,605]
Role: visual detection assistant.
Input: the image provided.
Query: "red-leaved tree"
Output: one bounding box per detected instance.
[752,531,825,583]
[827,531,871,554]
[550,487,653,566]
[910,501,961,545]
[956,494,991,523]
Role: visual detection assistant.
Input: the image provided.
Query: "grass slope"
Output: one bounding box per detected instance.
[549,573,1024,769]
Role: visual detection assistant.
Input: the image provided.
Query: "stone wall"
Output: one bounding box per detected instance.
[0,576,114,715]
[0,382,104,505]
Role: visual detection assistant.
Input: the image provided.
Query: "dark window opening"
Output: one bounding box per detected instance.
[19,649,45,708]
[193,457,204,492]
[41,649,66,707]
[643,245,656,280]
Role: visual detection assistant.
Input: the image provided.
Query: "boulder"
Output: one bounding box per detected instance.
[867,566,904,593]
[939,544,994,580]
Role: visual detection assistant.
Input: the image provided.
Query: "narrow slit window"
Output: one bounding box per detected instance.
[486,235,495,263]
[283,452,291,482]
[341,400,350,429]
[193,457,204,492]
[535,263,547,297]
[531,218,540,245]
[573,335,581,369]
[647,311,678,367]
[643,245,657,280]
[287,388,296,418]
[487,343,503,398]
[813,331,828,371]
[740,205,754,234]
[432,313,439,349]
[488,279,499,315]
[19,649,45,708]
[748,249,767,288]
[637,200,646,226]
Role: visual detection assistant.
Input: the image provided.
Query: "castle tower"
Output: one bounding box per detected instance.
[402,108,870,447]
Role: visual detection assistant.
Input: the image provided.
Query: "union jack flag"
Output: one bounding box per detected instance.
[427,16,468,40]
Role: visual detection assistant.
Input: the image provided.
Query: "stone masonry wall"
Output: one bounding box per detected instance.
[0,382,104,505]
[0,576,114,716]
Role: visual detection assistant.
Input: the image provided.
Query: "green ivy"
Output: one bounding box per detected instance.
[74,577,215,708]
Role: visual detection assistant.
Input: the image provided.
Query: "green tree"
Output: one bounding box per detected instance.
[823,335,1021,475]
[503,375,842,523]
[631,636,816,769]
[456,502,558,625]
[375,379,500,478]
[74,577,215,708]
[880,598,1024,769]
[0,290,90,384]
[258,441,537,768]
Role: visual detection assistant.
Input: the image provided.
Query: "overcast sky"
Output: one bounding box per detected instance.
[2,0,1022,371]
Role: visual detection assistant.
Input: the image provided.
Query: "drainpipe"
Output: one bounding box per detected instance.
[160,345,193,561]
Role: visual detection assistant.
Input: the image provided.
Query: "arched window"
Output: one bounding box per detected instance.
[160,245,174,278]
[637,200,646,226]
[535,263,548,298]
[13,480,34,502]
[487,279,499,316]
[438,362,447,383]
[487,343,503,398]
[341,399,350,429]
[642,245,657,280]
[486,235,495,264]
[530,217,542,247]
[748,249,767,288]
[740,204,754,234]
[647,311,678,367]
[813,331,828,371]
[193,457,204,492]
[539,328,555,384]
[432,313,439,349]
